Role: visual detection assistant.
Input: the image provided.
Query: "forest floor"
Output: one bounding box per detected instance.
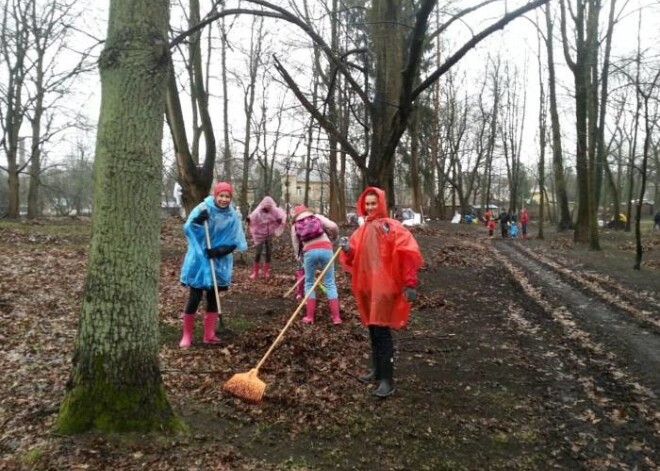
[0,216,659,470]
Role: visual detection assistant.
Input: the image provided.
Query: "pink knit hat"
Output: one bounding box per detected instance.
[292,204,313,220]
[213,182,233,197]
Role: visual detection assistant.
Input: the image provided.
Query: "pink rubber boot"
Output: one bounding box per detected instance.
[179,313,195,348]
[262,263,270,278]
[302,299,316,324]
[328,299,342,325]
[202,312,222,344]
[248,263,260,280]
[295,268,305,300]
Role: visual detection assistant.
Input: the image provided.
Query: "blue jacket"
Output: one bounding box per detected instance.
[180,196,247,289]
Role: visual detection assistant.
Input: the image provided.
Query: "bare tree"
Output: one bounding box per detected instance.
[630,67,660,269]
[536,15,547,239]
[57,0,178,434]
[41,139,93,216]
[165,0,217,215]
[0,0,31,218]
[24,0,91,219]
[499,62,527,212]
[543,3,572,230]
[173,0,549,192]
[236,16,266,211]
[559,0,601,248]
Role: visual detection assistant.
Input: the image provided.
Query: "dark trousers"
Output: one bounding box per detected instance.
[183,286,227,314]
[368,325,394,380]
[254,239,272,263]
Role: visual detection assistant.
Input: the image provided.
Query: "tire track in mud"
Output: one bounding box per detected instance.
[486,239,660,394]
[512,243,660,332]
[458,238,659,468]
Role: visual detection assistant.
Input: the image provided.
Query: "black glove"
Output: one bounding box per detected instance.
[192,209,209,225]
[338,236,350,252]
[205,244,237,258]
[403,286,417,302]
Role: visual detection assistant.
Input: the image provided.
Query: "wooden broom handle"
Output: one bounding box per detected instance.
[283,275,304,298]
[204,220,222,315]
[255,247,342,371]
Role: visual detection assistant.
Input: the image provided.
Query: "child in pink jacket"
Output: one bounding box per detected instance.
[246,196,286,279]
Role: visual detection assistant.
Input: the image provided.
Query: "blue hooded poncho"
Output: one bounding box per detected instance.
[180,196,247,288]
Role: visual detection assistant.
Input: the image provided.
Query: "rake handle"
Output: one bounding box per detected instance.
[283,275,304,298]
[204,220,223,317]
[255,247,342,371]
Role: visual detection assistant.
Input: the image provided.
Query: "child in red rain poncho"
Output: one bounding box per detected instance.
[339,187,423,398]
[246,196,287,279]
[487,218,496,239]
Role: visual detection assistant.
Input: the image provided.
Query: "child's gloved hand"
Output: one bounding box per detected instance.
[205,245,237,258]
[403,286,417,302]
[338,237,350,252]
[192,209,209,225]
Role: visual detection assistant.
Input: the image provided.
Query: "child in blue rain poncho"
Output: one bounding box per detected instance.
[179,182,247,348]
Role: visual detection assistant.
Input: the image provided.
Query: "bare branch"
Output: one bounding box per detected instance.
[413,0,549,100]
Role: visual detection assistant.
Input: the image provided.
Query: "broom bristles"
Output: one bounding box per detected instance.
[222,368,266,403]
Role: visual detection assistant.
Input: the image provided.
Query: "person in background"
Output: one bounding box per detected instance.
[483,208,493,226]
[178,182,247,348]
[499,210,510,239]
[339,187,423,398]
[291,205,342,325]
[487,217,496,239]
[519,207,530,239]
[246,196,287,279]
[653,210,660,233]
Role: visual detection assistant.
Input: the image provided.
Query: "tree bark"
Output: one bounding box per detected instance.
[544,5,572,230]
[57,0,179,434]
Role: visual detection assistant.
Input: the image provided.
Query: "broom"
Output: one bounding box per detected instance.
[223,246,343,403]
[204,220,223,329]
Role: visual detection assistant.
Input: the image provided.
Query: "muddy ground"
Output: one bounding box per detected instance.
[0,217,659,470]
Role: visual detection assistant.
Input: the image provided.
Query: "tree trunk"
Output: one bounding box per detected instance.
[366,0,405,188]
[56,0,179,434]
[536,26,546,240]
[220,13,232,181]
[633,98,650,270]
[544,5,572,230]
[560,0,599,247]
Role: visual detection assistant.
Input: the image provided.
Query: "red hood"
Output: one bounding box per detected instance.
[356,186,388,220]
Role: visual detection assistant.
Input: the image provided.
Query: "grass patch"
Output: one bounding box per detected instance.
[225,316,257,332]
[20,446,43,465]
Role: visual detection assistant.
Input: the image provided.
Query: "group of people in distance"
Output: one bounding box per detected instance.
[482,207,529,240]
[177,182,423,398]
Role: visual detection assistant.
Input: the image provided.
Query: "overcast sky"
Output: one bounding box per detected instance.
[4,0,659,179]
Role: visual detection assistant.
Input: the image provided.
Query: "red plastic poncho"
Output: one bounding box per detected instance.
[340,187,423,329]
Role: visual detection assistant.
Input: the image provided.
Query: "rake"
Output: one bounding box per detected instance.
[223,247,342,403]
[282,275,304,299]
[204,220,223,329]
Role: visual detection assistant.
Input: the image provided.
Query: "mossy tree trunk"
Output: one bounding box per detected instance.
[56,0,181,434]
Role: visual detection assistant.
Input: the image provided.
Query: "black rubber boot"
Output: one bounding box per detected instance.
[371,326,395,398]
[358,354,380,383]
[359,329,380,383]
[372,355,395,398]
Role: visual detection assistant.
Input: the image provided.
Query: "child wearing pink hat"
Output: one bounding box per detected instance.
[178,182,247,348]
[291,205,342,324]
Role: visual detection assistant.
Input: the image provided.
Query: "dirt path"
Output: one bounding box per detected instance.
[1,219,659,470]
[489,238,660,392]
